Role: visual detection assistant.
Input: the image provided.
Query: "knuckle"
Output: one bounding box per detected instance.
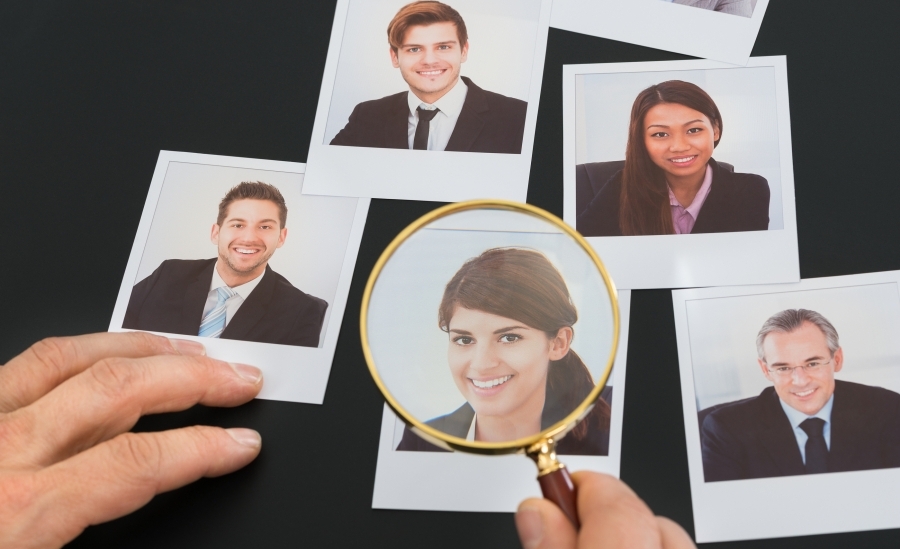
[86,358,144,404]
[126,331,171,356]
[26,337,80,383]
[110,433,165,482]
[0,473,38,517]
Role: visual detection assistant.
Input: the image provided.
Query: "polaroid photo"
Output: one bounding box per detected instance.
[109,151,370,404]
[370,245,630,515]
[563,56,798,289]
[550,0,771,66]
[302,0,552,202]
[673,272,900,542]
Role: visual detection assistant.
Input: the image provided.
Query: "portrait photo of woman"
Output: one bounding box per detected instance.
[396,247,612,455]
[576,80,770,237]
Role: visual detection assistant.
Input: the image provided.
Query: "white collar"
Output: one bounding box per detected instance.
[406,77,468,119]
[210,262,265,299]
[466,413,477,441]
[779,392,834,429]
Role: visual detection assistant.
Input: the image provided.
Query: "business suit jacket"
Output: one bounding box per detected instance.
[673,0,753,17]
[123,258,327,348]
[396,401,610,456]
[329,76,527,154]
[576,158,770,236]
[700,380,900,482]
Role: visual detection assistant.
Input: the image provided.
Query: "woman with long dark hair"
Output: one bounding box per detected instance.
[577,80,769,236]
[397,247,611,455]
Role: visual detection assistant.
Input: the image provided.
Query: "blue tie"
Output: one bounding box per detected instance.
[198,287,236,338]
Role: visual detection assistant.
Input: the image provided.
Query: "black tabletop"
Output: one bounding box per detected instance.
[3,2,899,547]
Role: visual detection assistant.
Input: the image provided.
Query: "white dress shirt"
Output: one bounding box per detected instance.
[201,266,265,327]
[466,414,477,441]
[406,78,469,151]
[779,395,834,464]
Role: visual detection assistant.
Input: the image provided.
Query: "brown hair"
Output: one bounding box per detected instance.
[387,1,468,54]
[438,248,610,440]
[217,181,287,228]
[619,80,723,236]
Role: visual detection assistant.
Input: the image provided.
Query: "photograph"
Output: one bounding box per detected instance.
[371,290,630,513]
[366,208,627,512]
[109,151,370,404]
[673,273,900,542]
[303,0,552,202]
[550,0,770,65]
[563,57,798,289]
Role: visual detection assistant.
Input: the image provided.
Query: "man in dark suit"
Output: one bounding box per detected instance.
[701,309,900,482]
[123,182,327,348]
[329,1,527,154]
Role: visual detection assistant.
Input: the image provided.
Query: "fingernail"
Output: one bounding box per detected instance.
[515,505,544,549]
[169,338,206,356]
[229,362,263,384]
[227,428,262,449]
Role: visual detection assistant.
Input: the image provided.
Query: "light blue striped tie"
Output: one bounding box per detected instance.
[198,287,237,338]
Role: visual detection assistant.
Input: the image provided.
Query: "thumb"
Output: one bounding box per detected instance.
[515,497,577,549]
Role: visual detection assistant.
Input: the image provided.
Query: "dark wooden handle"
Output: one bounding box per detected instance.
[538,467,579,528]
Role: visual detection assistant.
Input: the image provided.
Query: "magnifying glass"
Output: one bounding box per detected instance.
[360,200,618,526]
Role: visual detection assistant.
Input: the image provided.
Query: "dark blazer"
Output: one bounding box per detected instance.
[396,387,612,456]
[700,380,900,482]
[123,258,328,348]
[329,76,527,154]
[576,158,770,236]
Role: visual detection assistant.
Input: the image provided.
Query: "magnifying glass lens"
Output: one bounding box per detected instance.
[362,201,618,526]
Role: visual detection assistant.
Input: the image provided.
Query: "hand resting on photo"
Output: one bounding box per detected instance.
[0,332,263,549]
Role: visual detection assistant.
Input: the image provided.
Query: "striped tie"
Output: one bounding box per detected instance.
[198,286,236,338]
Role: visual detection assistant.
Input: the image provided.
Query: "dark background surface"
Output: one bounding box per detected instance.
[2,1,899,547]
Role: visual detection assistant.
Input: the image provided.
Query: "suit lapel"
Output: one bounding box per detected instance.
[827,381,865,470]
[445,78,487,152]
[757,389,807,476]
[384,92,411,149]
[691,160,730,233]
[181,260,216,336]
[221,266,274,340]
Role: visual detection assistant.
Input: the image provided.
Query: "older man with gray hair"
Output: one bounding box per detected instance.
[700,308,900,482]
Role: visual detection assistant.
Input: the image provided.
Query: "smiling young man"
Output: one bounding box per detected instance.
[329,1,527,154]
[700,309,900,482]
[123,182,327,348]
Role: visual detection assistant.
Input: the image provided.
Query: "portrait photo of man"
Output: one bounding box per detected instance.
[123,181,328,348]
[700,309,900,482]
[329,0,528,154]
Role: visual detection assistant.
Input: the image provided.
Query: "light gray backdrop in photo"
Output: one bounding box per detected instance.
[324,0,542,144]
[367,210,616,423]
[575,66,784,229]
[135,161,359,346]
[686,283,900,411]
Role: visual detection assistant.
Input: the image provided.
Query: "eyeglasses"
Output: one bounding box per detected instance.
[766,359,832,378]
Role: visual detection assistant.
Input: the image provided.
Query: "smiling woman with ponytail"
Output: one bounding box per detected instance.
[397,247,611,455]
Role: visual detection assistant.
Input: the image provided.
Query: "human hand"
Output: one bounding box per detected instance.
[515,471,696,549]
[0,332,264,549]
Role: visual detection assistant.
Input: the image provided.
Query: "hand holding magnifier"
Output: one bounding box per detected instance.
[361,200,619,526]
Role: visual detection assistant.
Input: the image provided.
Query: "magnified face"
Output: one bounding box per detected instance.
[643,102,720,183]
[446,306,572,440]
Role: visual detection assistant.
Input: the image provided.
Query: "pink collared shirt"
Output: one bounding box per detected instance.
[668,165,713,234]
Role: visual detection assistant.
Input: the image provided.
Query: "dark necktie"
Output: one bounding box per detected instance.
[413,106,440,150]
[799,417,828,474]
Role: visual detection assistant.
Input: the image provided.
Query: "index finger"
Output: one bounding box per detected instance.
[572,472,666,549]
[0,332,204,412]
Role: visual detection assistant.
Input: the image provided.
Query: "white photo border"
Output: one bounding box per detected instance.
[108,151,371,405]
[673,272,900,542]
[302,0,553,202]
[550,0,771,66]
[371,291,630,512]
[563,56,799,290]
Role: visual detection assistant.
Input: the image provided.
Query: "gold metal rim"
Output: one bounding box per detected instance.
[360,199,620,455]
